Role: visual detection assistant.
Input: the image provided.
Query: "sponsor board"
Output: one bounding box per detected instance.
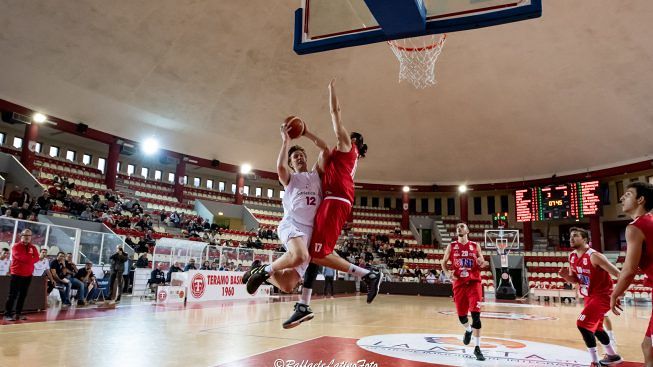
[438,310,558,321]
[156,286,187,304]
[181,270,272,302]
[479,301,544,308]
[357,334,589,367]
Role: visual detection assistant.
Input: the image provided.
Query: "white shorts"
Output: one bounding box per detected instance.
[277,219,313,277]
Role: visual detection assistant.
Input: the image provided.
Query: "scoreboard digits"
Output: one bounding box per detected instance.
[515,181,601,222]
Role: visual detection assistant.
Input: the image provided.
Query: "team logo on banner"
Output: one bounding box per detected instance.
[158,290,168,302]
[357,334,589,366]
[438,310,558,321]
[178,290,185,299]
[191,273,206,298]
[402,203,409,211]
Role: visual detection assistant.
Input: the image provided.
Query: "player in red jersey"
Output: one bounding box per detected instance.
[610,181,653,366]
[442,223,488,361]
[246,80,383,327]
[558,227,621,366]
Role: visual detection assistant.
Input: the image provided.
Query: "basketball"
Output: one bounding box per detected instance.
[284,115,305,139]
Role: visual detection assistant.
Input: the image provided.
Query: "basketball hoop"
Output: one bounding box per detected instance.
[388,34,446,89]
[497,241,509,256]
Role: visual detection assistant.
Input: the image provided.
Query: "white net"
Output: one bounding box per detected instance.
[388,34,447,89]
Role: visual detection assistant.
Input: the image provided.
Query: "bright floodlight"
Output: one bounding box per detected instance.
[142,137,159,155]
[458,185,468,193]
[32,113,47,123]
[402,186,410,193]
[240,163,252,174]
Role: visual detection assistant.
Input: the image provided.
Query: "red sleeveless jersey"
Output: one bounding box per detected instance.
[448,240,481,283]
[630,213,653,280]
[569,248,613,297]
[323,146,358,203]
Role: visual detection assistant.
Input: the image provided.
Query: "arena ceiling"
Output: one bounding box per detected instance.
[1,1,652,185]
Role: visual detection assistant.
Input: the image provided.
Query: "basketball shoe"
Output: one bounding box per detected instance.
[246,264,270,294]
[598,354,622,366]
[362,270,383,303]
[282,302,314,329]
[473,346,486,361]
[463,330,473,345]
[241,260,261,284]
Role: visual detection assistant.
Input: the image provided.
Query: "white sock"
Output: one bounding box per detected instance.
[265,264,274,273]
[347,264,370,278]
[299,287,312,305]
[588,347,599,363]
[474,336,481,347]
[603,342,617,356]
[465,325,472,333]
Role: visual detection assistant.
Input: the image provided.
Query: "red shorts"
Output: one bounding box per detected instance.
[453,280,483,316]
[577,296,609,332]
[309,198,351,258]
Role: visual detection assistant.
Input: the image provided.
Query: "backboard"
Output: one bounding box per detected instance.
[294,0,542,54]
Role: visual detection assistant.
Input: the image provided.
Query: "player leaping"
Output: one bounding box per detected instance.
[247,79,383,326]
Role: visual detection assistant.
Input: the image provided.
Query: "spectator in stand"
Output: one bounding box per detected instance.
[184,258,197,271]
[3,229,40,321]
[148,263,167,291]
[27,213,38,222]
[75,261,100,302]
[35,191,52,214]
[2,209,12,218]
[438,269,450,283]
[7,187,22,205]
[254,237,263,249]
[0,247,10,275]
[91,191,101,206]
[9,202,20,218]
[167,262,183,283]
[135,253,149,268]
[210,262,219,270]
[32,248,50,277]
[64,253,86,305]
[116,215,131,228]
[49,252,72,306]
[425,269,437,284]
[200,260,211,270]
[108,246,128,303]
[134,238,149,255]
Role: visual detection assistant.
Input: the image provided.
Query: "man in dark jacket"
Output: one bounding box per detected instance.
[108,246,128,302]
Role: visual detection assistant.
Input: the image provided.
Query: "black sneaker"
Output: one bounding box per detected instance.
[362,270,383,304]
[242,260,261,284]
[246,265,270,294]
[473,346,486,361]
[3,315,16,322]
[599,354,622,366]
[282,303,314,329]
[463,330,473,345]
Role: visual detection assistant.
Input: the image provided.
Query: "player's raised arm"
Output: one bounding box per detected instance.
[277,124,292,187]
[328,79,352,153]
[303,126,330,176]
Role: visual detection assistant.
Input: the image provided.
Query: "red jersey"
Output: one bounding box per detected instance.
[448,240,481,283]
[323,146,358,204]
[569,248,613,297]
[10,241,40,277]
[630,213,653,279]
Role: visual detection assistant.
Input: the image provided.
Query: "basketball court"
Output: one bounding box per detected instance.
[0,294,647,366]
[1,0,653,366]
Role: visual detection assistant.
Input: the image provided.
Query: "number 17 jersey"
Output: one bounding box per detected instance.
[281,171,322,226]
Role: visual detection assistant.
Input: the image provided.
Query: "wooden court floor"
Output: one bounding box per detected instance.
[0,294,648,367]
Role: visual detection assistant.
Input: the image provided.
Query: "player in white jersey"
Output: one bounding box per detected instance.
[0,247,10,276]
[244,122,329,325]
[32,248,50,277]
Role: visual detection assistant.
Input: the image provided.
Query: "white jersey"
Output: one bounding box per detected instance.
[0,259,10,276]
[33,257,50,276]
[281,171,322,227]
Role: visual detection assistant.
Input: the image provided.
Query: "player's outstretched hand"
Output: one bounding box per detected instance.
[610,293,623,316]
[280,123,291,143]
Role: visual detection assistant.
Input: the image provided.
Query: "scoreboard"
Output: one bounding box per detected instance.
[516,181,601,222]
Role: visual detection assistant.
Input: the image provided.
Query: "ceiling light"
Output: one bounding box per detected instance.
[142,137,159,155]
[240,164,252,174]
[402,186,410,193]
[458,185,468,193]
[32,113,47,123]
